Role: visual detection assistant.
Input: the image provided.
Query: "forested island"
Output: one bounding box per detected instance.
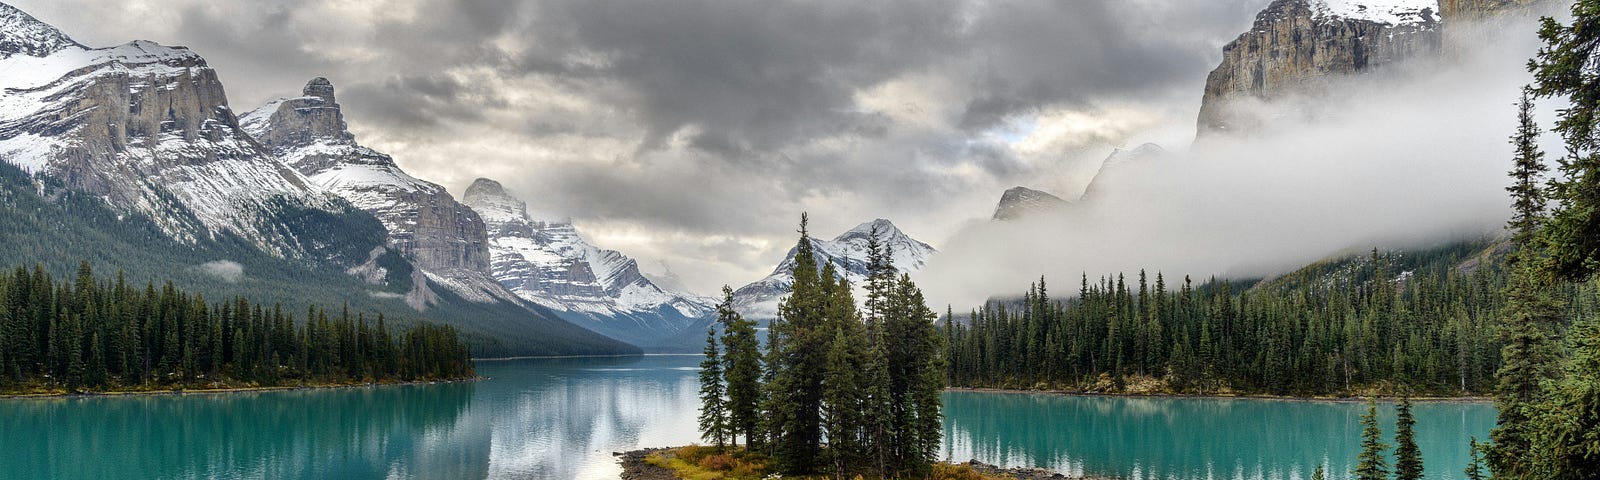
[0,262,475,395]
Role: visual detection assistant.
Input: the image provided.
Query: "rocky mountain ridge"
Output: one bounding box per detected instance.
[462,178,714,349]
[241,78,515,307]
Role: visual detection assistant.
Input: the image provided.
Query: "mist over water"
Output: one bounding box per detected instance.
[917,11,1563,309]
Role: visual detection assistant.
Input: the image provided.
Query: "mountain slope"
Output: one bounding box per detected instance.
[993,187,1069,221]
[0,2,635,357]
[462,178,713,350]
[0,160,635,357]
[0,6,361,262]
[240,78,518,306]
[731,219,935,319]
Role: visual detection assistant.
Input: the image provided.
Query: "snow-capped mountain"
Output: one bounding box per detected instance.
[731,219,936,319]
[462,178,714,349]
[0,3,357,261]
[241,78,518,305]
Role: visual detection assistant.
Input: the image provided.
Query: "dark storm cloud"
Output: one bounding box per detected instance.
[7,0,1271,290]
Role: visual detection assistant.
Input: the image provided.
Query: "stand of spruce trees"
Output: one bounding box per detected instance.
[941,248,1564,396]
[698,215,946,478]
[0,262,474,393]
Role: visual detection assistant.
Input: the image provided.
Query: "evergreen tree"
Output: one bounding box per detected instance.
[1492,86,1568,479]
[1526,315,1600,478]
[822,325,864,479]
[717,286,762,449]
[698,328,729,450]
[1528,0,1600,281]
[1393,397,1423,480]
[768,213,829,474]
[1353,399,1390,480]
[1464,437,1486,480]
[1311,464,1326,480]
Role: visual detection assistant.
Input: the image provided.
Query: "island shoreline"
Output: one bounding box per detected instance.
[945,386,1494,403]
[0,377,482,400]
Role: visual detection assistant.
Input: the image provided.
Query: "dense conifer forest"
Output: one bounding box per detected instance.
[939,242,1586,397]
[0,262,475,394]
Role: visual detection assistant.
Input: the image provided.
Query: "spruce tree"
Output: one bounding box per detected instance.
[1353,399,1390,480]
[698,328,729,449]
[768,213,829,473]
[717,286,762,449]
[1464,437,1486,480]
[1311,464,1325,480]
[1492,87,1567,478]
[1529,0,1600,280]
[1393,397,1423,480]
[822,325,864,479]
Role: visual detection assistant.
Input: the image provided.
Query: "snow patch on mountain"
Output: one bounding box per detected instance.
[0,22,346,256]
[1313,0,1440,25]
[462,178,714,329]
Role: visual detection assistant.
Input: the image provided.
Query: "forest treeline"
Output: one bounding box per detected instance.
[939,244,1591,396]
[0,262,475,394]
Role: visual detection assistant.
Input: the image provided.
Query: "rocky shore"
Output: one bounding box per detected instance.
[615,447,1104,479]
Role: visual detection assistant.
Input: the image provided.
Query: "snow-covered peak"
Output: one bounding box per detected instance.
[1312,0,1439,26]
[463,178,530,225]
[464,177,714,326]
[0,2,79,58]
[835,218,900,242]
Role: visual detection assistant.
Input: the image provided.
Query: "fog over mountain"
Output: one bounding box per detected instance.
[920,7,1565,307]
[7,0,1564,312]
[6,0,1269,295]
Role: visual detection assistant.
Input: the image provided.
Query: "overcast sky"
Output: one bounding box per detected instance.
[13,0,1270,294]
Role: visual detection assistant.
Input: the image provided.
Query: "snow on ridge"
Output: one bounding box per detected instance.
[1312,0,1439,26]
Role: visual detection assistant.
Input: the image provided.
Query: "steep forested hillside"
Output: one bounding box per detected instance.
[0,162,636,357]
[942,239,1585,396]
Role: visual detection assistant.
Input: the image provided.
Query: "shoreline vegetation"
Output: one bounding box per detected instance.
[944,386,1493,403]
[618,446,1108,480]
[0,376,480,399]
[0,262,477,396]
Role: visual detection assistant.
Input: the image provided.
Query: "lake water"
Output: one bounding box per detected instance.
[0,355,1495,480]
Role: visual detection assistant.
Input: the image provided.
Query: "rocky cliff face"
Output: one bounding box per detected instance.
[993,187,1069,221]
[1439,0,1540,20]
[0,5,365,261]
[1197,0,1442,136]
[463,178,713,348]
[241,78,495,285]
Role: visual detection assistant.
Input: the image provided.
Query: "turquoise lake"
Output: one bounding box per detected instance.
[0,355,1495,479]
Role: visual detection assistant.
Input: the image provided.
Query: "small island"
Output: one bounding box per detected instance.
[0,262,476,396]
[618,446,1100,480]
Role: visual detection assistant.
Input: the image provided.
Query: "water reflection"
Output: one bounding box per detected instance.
[0,357,1496,480]
[941,391,1496,480]
[0,382,480,479]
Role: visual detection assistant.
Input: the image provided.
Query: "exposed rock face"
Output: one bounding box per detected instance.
[1197,0,1442,136]
[993,187,1069,221]
[463,178,713,349]
[1439,0,1540,20]
[731,219,936,319]
[241,79,495,286]
[0,8,361,260]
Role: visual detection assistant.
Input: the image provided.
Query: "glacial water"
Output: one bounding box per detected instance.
[0,355,1494,479]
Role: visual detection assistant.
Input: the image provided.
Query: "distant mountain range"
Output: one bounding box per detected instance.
[0,1,631,357]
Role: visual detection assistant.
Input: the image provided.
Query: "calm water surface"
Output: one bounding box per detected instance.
[0,355,1493,479]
